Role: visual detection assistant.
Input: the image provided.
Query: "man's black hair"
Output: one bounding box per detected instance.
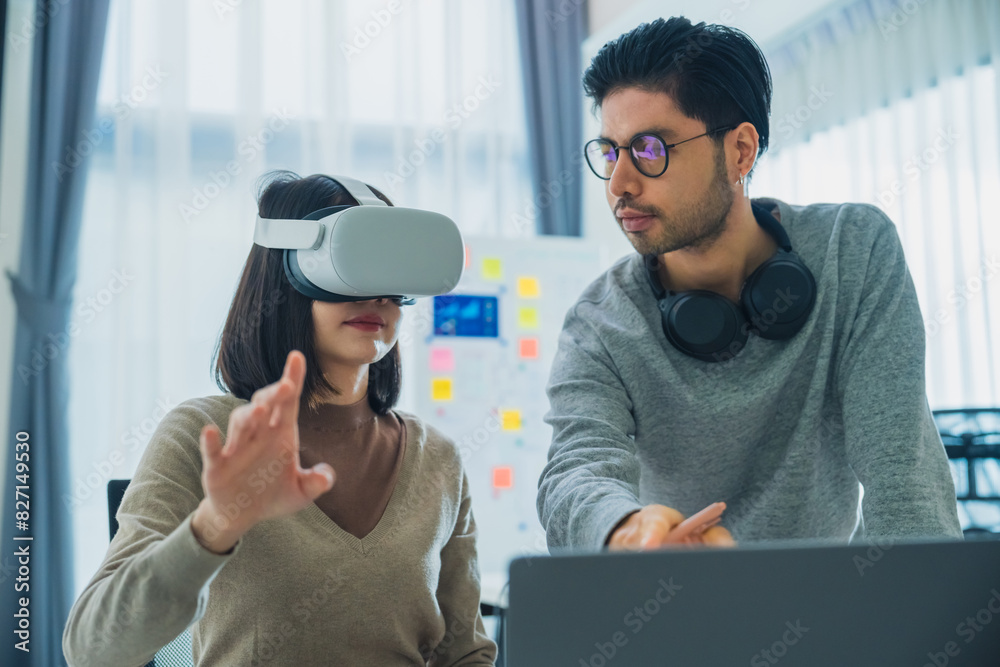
[583,17,773,172]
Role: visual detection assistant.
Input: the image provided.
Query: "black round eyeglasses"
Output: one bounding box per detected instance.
[583,126,736,180]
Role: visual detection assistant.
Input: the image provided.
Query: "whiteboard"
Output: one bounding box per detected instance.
[398,235,604,593]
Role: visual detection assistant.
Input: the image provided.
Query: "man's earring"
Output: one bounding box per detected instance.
[738,172,745,186]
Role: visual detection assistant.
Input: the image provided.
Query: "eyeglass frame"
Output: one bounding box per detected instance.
[583,125,738,180]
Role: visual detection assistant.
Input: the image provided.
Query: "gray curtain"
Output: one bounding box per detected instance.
[514,0,588,236]
[1,1,7,140]
[1,1,110,664]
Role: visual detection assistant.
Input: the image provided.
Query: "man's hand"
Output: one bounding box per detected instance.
[607,503,736,550]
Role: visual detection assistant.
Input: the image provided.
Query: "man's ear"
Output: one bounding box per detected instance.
[731,122,759,181]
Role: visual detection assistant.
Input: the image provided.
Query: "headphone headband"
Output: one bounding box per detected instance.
[750,202,791,252]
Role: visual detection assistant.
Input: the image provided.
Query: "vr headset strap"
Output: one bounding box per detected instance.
[253,175,385,250]
[253,217,324,250]
[330,174,386,207]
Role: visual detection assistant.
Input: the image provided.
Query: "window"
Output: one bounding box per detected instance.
[68,0,532,598]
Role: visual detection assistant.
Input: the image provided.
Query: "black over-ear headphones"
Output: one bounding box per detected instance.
[645,202,816,362]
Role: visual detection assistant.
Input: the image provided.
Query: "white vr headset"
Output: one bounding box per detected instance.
[253,175,465,305]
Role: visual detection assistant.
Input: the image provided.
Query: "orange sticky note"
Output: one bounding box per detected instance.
[493,466,513,489]
[519,337,539,359]
[431,378,453,401]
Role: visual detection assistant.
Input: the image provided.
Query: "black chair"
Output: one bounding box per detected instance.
[931,408,1000,538]
[108,479,507,664]
[481,601,506,667]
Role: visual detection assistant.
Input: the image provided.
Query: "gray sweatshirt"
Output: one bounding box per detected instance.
[537,198,963,551]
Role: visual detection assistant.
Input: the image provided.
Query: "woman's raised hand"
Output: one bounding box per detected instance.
[190,350,336,553]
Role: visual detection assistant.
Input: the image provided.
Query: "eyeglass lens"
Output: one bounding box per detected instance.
[586,134,668,179]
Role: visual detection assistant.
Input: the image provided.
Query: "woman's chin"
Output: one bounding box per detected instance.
[320,344,393,368]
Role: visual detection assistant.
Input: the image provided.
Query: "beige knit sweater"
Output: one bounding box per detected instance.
[62,394,497,666]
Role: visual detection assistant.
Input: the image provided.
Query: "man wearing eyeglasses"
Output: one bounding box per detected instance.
[536,17,962,553]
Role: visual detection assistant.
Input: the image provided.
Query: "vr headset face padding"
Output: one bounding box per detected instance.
[647,203,817,363]
[282,205,368,303]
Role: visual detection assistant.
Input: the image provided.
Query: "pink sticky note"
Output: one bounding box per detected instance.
[430,347,455,372]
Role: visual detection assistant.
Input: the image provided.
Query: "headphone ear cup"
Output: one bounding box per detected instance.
[740,252,817,340]
[659,290,750,363]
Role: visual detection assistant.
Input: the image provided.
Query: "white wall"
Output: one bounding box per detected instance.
[586,0,855,49]
[0,0,35,498]
[587,0,645,35]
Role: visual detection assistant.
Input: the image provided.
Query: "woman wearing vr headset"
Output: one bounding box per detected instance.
[63,172,496,665]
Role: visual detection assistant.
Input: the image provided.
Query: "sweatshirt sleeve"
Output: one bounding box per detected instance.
[836,208,963,541]
[537,300,644,552]
[431,471,497,667]
[62,399,242,666]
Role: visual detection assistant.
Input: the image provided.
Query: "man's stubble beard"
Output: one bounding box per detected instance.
[623,144,735,256]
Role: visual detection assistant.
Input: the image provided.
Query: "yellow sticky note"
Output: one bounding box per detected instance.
[482,258,503,281]
[431,378,453,401]
[501,410,522,431]
[517,276,541,298]
[518,307,539,329]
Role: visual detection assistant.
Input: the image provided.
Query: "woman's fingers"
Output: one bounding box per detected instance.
[221,405,246,456]
[266,377,296,428]
[223,401,265,458]
[223,357,304,460]
[225,399,269,455]
[200,424,223,463]
[248,360,291,413]
[255,351,305,429]
[277,350,306,425]
[194,350,316,536]
[299,463,336,500]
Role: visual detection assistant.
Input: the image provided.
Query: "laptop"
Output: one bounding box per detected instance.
[506,537,1000,666]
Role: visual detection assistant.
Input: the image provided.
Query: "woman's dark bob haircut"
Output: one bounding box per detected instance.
[583,16,773,173]
[212,170,401,414]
